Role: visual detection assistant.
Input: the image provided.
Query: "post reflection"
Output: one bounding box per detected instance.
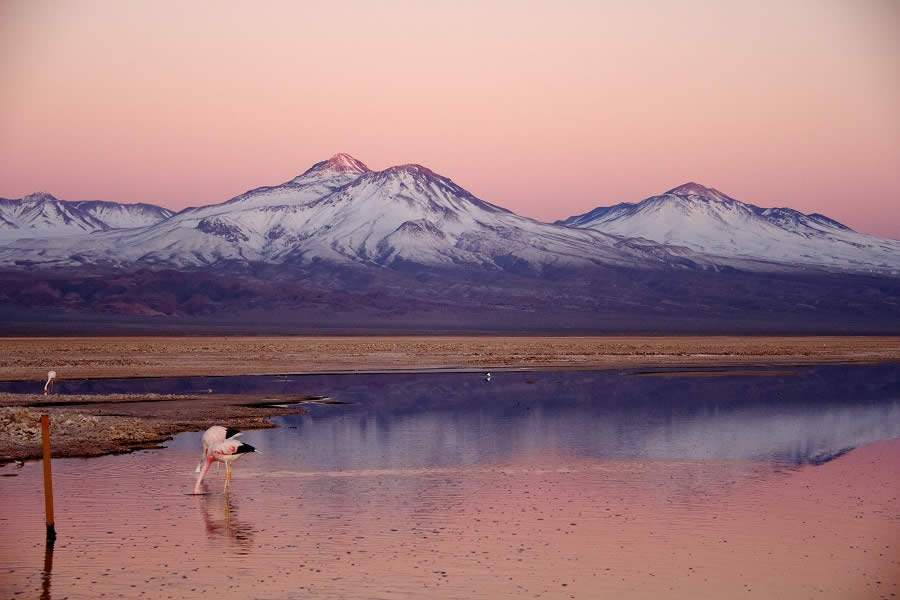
[40,538,54,600]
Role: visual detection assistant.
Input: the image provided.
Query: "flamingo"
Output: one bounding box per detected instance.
[195,425,241,473]
[43,371,57,395]
[193,438,256,494]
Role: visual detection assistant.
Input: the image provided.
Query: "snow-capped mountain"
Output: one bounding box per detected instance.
[558,182,900,275]
[0,154,701,271]
[2,162,897,277]
[0,193,173,241]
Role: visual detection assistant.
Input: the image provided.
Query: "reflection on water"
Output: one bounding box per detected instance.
[9,363,900,467]
[1,364,898,599]
[198,493,255,554]
[272,394,899,469]
[172,363,897,468]
[40,539,53,600]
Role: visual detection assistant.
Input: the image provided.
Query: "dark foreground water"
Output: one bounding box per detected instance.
[2,365,899,599]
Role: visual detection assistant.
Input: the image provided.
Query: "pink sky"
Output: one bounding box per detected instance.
[1,0,898,237]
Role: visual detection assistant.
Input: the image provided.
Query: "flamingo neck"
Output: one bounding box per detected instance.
[193,456,215,494]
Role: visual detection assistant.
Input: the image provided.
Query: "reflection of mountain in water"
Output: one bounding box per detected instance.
[801,447,855,466]
[268,364,900,469]
[634,404,898,464]
[275,394,899,469]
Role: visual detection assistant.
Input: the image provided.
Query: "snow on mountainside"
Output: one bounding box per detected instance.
[0,193,107,239]
[0,154,700,271]
[558,182,900,275]
[70,200,173,229]
[0,193,173,241]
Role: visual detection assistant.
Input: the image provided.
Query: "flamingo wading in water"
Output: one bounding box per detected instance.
[44,371,57,395]
[196,425,241,473]
[193,438,256,494]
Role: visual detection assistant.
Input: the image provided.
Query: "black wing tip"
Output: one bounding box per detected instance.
[225,427,241,439]
[235,443,256,454]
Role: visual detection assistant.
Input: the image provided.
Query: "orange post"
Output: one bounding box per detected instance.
[40,415,57,541]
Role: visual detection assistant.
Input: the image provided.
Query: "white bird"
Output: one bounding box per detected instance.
[484,372,492,382]
[43,371,57,395]
[195,425,241,473]
[193,438,256,494]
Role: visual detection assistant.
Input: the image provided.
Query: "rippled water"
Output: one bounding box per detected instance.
[2,365,899,599]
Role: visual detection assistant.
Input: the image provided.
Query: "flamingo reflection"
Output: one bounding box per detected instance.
[198,492,255,552]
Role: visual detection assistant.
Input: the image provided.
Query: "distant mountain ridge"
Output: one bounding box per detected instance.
[1,157,897,277]
[0,192,173,240]
[558,182,900,275]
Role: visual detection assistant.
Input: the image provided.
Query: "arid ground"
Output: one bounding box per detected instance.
[2,335,899,381]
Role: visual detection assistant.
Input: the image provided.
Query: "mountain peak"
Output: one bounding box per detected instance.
[324,153,369,173]
[666,182,716,196]
[292,153,370,184]
[311,153,369,175]
[23,192,59,203]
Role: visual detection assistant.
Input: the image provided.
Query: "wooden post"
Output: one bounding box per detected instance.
[40,415,57,542]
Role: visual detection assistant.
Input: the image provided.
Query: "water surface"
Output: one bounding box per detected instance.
[2,365,898,598]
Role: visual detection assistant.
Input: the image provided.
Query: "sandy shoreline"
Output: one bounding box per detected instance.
[1,335,899,381]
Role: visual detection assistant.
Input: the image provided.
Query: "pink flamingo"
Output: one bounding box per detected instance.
[195,426,241,473]
[193,438,256,494]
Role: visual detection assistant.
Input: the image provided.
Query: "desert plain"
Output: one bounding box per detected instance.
[2,335,899,381]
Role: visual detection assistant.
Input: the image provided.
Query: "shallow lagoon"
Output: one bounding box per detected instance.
[2,365,898,598]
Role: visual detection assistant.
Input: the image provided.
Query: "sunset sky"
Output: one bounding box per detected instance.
[1,0,898,237]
